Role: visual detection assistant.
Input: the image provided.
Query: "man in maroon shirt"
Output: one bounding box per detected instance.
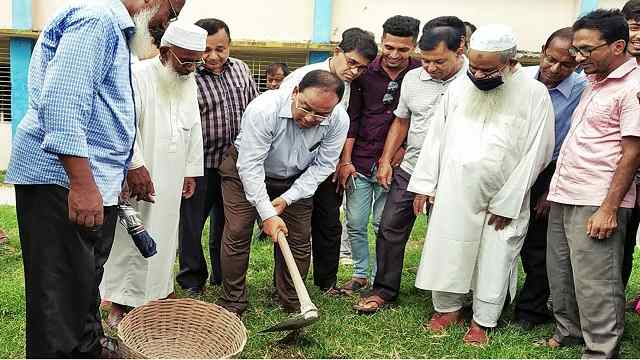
[334,15,422,294]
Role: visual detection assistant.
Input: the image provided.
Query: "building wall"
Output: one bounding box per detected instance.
[0,123,11,169]
[0,1,11,28]
[24,0,632,52]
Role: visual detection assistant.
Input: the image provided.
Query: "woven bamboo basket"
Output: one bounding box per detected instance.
[117,298,247,359]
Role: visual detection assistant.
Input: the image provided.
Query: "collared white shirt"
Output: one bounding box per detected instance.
[234,89,349,220]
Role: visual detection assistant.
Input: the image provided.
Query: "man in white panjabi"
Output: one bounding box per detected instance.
[100,21,207,326]
[407,25,555,346]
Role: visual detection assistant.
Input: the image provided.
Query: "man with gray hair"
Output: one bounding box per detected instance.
[408,24,555,345]
[101,21,207,329]
[5,0,183,356]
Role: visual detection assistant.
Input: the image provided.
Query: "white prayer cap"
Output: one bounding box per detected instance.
[470,24,517,52]
[160,21,207,51]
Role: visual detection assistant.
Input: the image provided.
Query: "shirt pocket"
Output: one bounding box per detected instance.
[296,130,324,171]
[582,98,617,138]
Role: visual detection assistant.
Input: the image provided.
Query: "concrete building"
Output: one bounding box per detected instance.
[0,0,627,170]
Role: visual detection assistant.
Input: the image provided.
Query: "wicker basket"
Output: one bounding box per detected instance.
[117,298,247,359]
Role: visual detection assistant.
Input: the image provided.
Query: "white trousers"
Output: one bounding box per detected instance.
[432,291,503,328]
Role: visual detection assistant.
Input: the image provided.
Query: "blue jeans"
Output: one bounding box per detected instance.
[345,168,388,280]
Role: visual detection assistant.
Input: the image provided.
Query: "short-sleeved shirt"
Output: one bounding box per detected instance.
[548,58,640,208]
[348,56,421,176]
[394,60,467,175]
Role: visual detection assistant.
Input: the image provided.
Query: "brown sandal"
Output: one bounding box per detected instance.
[336,277,369,296]
[353,294,387,313]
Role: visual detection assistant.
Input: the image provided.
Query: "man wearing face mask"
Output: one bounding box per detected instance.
[513,27,587,330]
[546,10,640,358]
[407,24,554,346]
[335,15,421,295]
[100,21,206,329]
[177,18,259,297]
[354,17,468,313]
[278,27,378,294]
[4,0,181,356]
[217,70,349,315]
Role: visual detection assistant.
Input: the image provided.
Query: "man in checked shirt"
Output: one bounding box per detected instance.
[178,18,259,296]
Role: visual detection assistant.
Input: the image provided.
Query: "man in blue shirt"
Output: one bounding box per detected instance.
[5,0,183,357]
[514,27,587,330]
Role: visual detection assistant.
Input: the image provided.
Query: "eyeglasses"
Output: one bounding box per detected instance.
[167,0,178,22]
[568,42,608,58]
[342,52,369,72]
[295,97,331,121]
[169,49,204,66]
[468,65,505,79]
[382,81,399,105]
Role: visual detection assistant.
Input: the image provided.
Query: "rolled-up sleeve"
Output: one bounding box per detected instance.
[235,105,278,220]
[39,14,116,158]
[280,108,349,204]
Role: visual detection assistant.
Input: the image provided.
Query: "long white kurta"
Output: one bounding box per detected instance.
[407,67,554,305]
[100,57,204,307]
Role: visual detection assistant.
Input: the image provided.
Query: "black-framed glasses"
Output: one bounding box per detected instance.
[382,81,399,105]
[167,0,179,22]
[295,97,331,121]
[568,42,608,58]
[169,49,204,66]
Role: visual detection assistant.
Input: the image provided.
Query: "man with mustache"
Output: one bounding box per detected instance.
[408,24,554,346]
[546,10,640,358]
[335,15,421,295]
[217,70,349,315]
[513,27,587,330]
[177,18,259,296]
[278,27,378,294]
[4,0,182,357]
[100,21,207,329]
[354,16,468,313]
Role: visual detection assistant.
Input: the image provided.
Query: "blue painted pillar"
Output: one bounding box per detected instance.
[579,0,598,16]
[310,0,332,64]
[10,0,34,134]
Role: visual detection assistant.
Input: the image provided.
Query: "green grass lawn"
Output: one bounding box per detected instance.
[0,170,6,184]
[1,204,640,358]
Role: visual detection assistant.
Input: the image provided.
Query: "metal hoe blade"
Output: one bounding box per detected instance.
[260,232,320,333]
[260,309,319,333]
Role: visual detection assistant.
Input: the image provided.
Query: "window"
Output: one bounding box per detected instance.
[233,50,309,92]
[0,38,10,122]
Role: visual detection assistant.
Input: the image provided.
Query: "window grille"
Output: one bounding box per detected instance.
[0,38,10,122]
[232,50,309,92]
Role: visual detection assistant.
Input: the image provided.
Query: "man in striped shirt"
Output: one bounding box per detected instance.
[178,18,259,295]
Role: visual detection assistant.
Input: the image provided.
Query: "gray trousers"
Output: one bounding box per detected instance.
[547,203,630,358]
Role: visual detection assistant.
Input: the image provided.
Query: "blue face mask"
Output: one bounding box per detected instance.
[467,70,504,91]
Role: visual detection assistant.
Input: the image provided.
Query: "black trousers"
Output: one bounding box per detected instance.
[177,168,223,290]
[371,168,417,301]
[515,162,556,323]
[15,184,117,358]
[311,176,343,290]
[623,205,639,288]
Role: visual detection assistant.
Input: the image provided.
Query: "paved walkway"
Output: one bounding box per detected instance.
[0,185,15,206]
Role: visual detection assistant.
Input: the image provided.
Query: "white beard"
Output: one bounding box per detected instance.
[157,61,193,103]
[461,69,516,121]
[130,5,160,60]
